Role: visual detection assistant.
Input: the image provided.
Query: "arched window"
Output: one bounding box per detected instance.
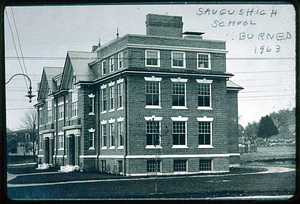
[72,76,77,90]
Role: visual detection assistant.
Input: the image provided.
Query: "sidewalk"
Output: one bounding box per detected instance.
[7,166,295,188]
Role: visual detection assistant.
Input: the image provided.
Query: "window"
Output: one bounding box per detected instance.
[145,50,159,66]
[172,121,186,145]
[39,109,43,125]
[65,101,68,118]
[72,76,77,90]
[54,105,56,121]
[102,88,107,112]
[118,161,123,173]
[117,83,123,109]
[89,129,95,149]
[88,94,95,114]
[39,134,42,150]
[102,60,107,76]
[198,121,212,145]
[145,81,159,106]
[118,52,123,69]
[118,121,124,147]
[172,83,185,107]
[172,52,185,68]
[199,159,212,171]
[58,103,64,120]
[197,53,210,69]
[146,121,161,146]
[147,160,161,172]
[174,160,187,172]
[59,134,64,149]
[198,83,211,107]
[72,102,78,117]
[48,99,52,123]
[72,84,78,117]
[109,123,115,147]
[102,124,107,147]
[110,57,114,72]
[109,86,115,110]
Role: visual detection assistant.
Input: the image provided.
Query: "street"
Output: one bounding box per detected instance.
[6,166,296,199]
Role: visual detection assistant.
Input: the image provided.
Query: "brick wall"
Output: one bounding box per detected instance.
[127,74,229,156]
[227,91,239,154]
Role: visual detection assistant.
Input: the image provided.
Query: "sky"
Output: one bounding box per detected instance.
[4,3,295,130]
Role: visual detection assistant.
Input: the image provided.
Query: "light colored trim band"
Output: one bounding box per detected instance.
[126,43,228,54]
[79,155,98,158]
[125,154,230,159]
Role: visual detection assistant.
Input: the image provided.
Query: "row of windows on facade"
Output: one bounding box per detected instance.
[99,120,212,148]
[100,79,211,114]
[147,159,212,172]
[40,82,124,124]
[39,120,212,151]
[101,52,124,76]
[100,51,210,76]
[99,159,212,173]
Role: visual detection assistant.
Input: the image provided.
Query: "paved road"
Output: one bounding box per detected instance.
[6,167,296,199]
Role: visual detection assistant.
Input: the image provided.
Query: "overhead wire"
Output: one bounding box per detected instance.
[11,7,29,78]
[5,9,28,89]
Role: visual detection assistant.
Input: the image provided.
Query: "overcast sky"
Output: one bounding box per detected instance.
[5,3,295,130]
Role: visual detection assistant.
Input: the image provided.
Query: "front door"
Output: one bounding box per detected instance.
[44,138,49,164]
[68,134,75,166]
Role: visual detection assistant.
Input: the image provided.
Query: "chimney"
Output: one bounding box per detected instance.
[92,45,99,52]
[146,14,183,38]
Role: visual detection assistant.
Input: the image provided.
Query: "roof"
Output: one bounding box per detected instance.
[68,51,97,82]
[227,80,244,91]
[43,67,64,92]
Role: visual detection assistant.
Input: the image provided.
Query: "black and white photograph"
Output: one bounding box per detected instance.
[4,2,296,200]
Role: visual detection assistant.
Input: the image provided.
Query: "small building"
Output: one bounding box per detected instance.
[35,14,243,175]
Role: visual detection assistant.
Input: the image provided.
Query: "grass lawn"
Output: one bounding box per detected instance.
[240,145,296,164]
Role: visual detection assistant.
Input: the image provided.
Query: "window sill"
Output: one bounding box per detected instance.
[172,106,188,110]
[197,67,211,70]
[58,118,64,121]
[145,145,162,149]
[101,147,107,149]
[145,64,160,67]
[117,146,124,149]
[101,111,107,114]
[39,149,42,151]
[172,145,188,149]
[70,116,78,120]
[89,147,95,150]
[197,107,213,110]
[198,145,213,148]
[109,109,115,113]
[145,105,162,109]
[58,148,64,150]
[117,107,124,111]
[109,146,116,149]
[172,66,186,69]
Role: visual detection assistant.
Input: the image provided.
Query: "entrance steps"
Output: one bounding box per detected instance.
[36,163,50,170]
[59,165,79,172]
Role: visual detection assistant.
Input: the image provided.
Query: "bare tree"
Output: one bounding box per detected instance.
[20,109,37,161]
